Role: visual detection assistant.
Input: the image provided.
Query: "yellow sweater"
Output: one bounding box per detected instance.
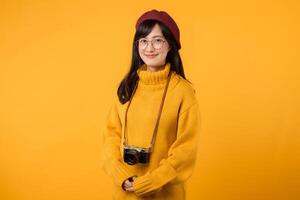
[101,62,201,200]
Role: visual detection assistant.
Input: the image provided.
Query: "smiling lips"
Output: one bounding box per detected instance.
[145,54,158,58]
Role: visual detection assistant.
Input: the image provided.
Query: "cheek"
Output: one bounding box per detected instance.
[160,45,170,56]
[159,50,168,58]
[138,49,145,58]
[138,49,142,56]
[138,51,143,60]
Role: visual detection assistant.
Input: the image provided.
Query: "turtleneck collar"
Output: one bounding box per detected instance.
[137,62,171,85]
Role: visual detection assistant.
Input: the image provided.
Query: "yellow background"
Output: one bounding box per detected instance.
[1,0,299,199]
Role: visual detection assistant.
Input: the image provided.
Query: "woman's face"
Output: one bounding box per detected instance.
[138,23,171,71]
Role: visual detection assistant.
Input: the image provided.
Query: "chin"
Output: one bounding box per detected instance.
[143,59,163,67]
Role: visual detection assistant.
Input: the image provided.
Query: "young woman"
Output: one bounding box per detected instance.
[101,9,201,200]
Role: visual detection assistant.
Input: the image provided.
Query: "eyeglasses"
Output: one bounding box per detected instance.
[137,37,167,50]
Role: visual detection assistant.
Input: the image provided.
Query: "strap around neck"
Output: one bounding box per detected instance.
[123,70,173,151]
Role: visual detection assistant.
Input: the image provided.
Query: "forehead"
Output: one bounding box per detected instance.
[145,23,164,38]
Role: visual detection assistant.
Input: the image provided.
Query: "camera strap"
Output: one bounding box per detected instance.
[123,68,173,152]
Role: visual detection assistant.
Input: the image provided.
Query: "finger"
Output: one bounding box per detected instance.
[124,181,131,187]
[126,187,134,192]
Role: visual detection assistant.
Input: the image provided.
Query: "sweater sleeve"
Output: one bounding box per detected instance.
[133,101,201,197]
[100,97,137,188]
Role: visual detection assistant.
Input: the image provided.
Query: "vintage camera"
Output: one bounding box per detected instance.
[123,145,150,165]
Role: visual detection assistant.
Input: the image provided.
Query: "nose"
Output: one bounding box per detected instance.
[145,41,155,52]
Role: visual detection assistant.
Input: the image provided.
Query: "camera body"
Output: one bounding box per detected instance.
[123,145,150,165]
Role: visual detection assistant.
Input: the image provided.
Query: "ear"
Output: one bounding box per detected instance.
[168,46,172,52]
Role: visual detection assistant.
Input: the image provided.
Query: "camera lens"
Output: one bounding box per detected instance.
[126,154,138,165]
[124,149,139,165]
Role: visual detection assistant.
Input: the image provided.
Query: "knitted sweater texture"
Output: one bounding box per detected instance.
[101,62,201,199]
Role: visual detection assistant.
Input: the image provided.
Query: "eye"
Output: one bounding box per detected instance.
[139,39,147,44]
[155,39,163,43]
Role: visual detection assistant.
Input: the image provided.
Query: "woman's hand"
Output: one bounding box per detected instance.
[124,180,133,192]
[123,179,133,192]
[123,176,137,192]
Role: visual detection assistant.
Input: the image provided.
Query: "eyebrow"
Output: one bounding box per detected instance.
[145,35,164,39]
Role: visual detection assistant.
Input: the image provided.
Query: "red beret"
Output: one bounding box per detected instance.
[135,9,181,50]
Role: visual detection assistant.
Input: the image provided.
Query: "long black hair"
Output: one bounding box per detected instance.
[117,19,191,104]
